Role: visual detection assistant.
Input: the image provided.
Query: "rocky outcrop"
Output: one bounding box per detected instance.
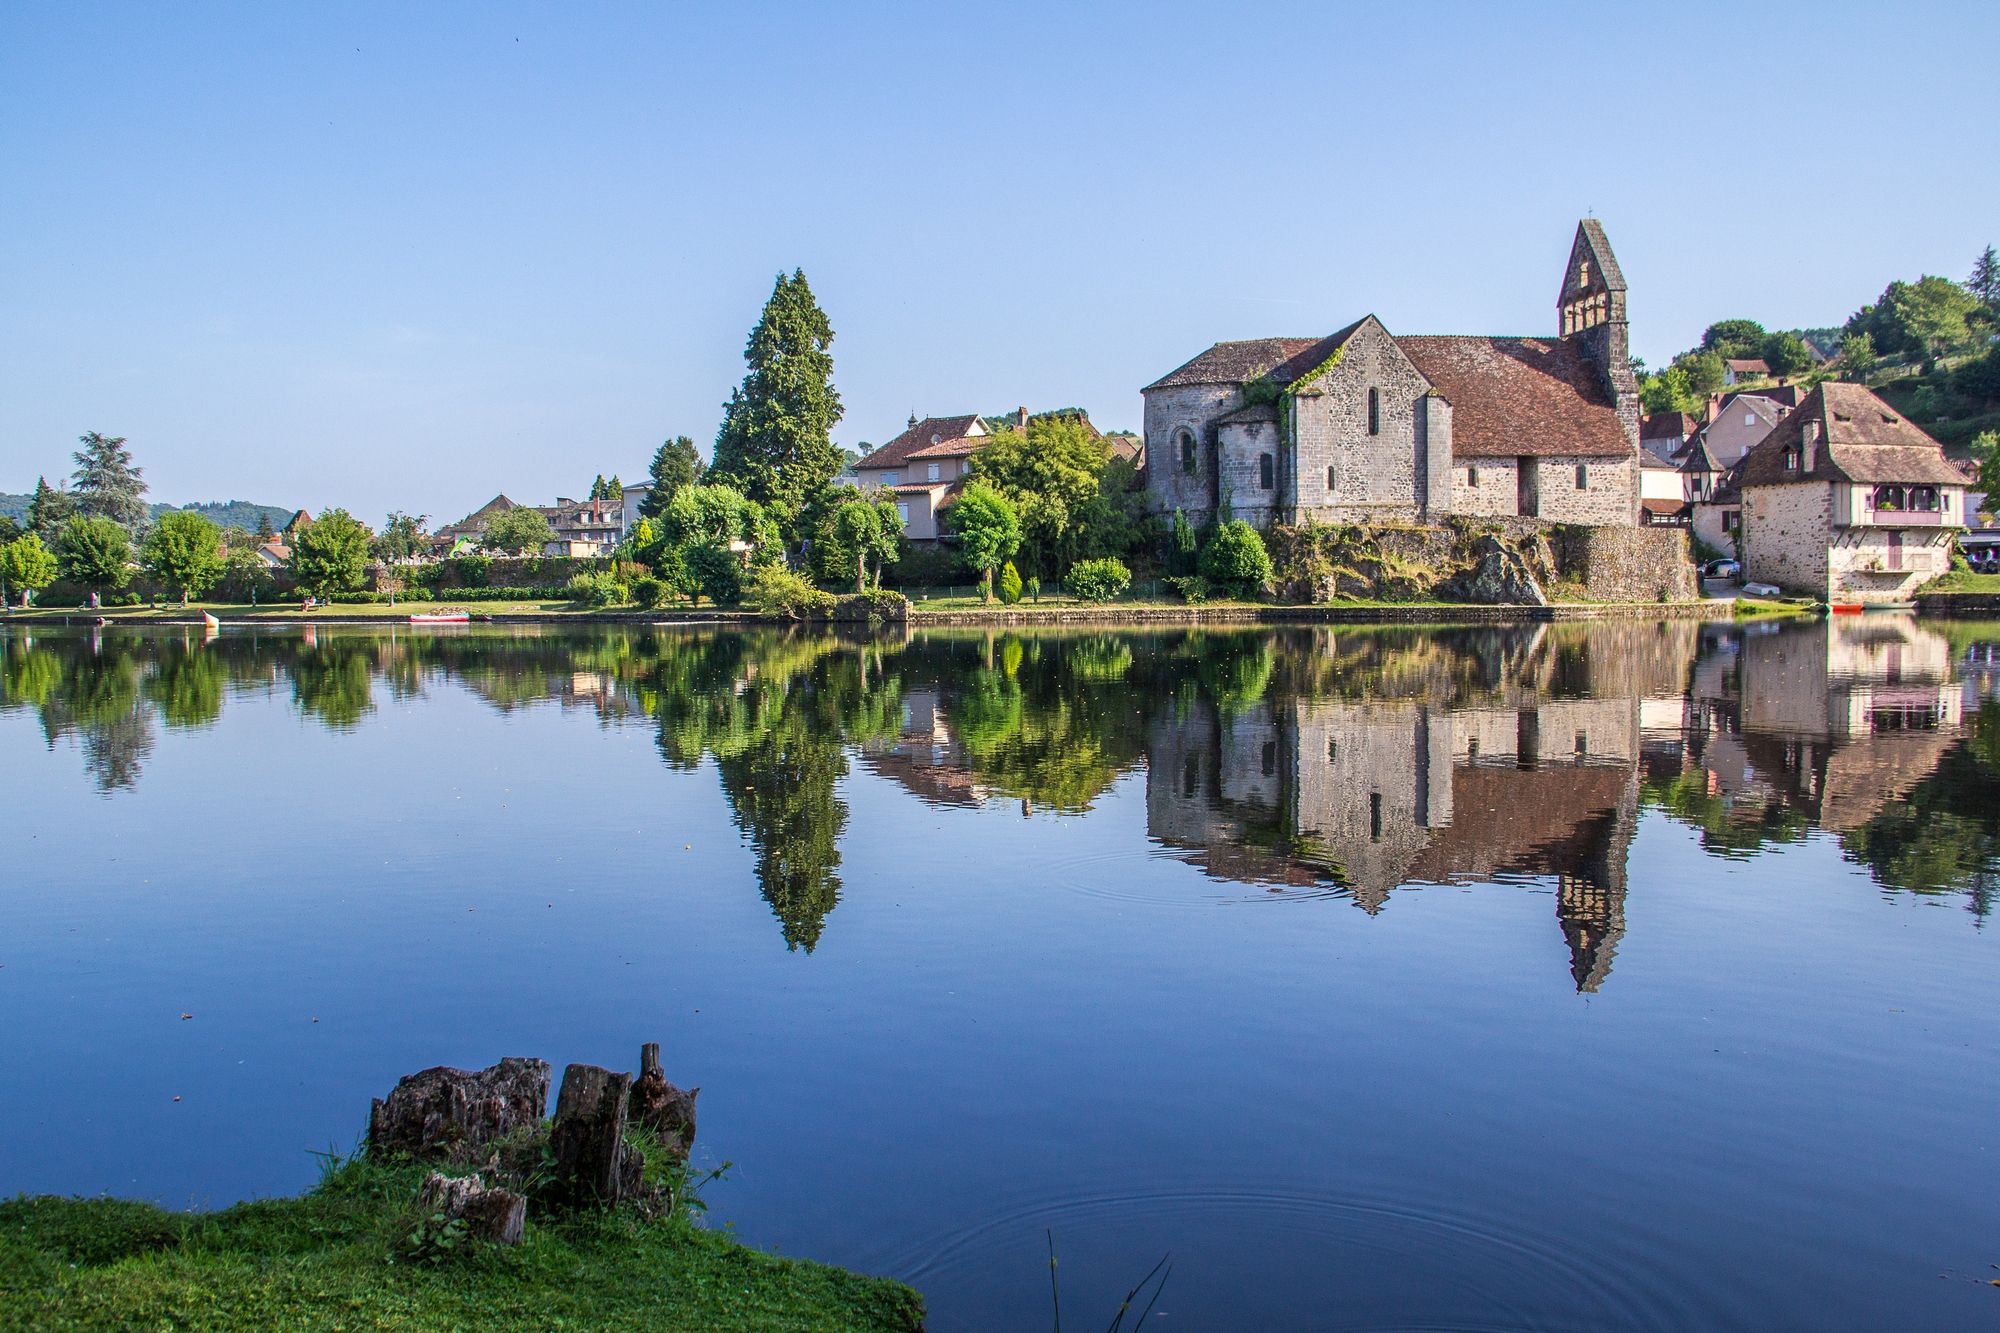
[1442,535,1549,606]
[368,1058,551,1162]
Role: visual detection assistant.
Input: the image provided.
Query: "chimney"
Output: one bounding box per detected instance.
[1802,418,1822,472]
[1016,406,1029,433]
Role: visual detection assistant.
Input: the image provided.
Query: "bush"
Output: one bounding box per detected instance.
[746,565,835,619]
[631,575,666,609]
[833,588,911,622]
[1165,574,1211,604]
[1201,521,1272,597]
[887,542,966,588]
[997,561,1023,605]
[1067,557,1131,603]
[565,572,626,609]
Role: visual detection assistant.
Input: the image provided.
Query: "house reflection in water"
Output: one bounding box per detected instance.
[1144,625,1693,992]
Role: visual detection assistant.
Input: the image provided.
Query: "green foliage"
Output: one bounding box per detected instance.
[139,510,225,602]
[1971,429,2000,501]
[1200,520,1272,596]
[1760,330,1813,377]
[1838,331,1876,381]
[1639,365,1698,415]
[747,564,836,618]
[630,574,666,608]
[290,508,373,598]
[1953,344,2000,403]
[709,270,845,546]
[640,436,705,516]
[0,514,16,545]
[966,415,1136,575]
[70,432,149,530]
[54,515,134,593]
[1701,320,1766,359]
[815,490,902,591]
[1168,508,1200,576]
[1065,557,1129,602]
[684,541,745,606]
[1677,349,1726,396]
[997,560,1023,604]
[373,511,431,562]
[2,534,58,605]
[946,483,1022,600]
[1970,244,2000,312]
[1165,573,1211,603]
[481,507,554,556]
[26,476,78,542]
[565,571,627,608]
[1847,275,1982,361]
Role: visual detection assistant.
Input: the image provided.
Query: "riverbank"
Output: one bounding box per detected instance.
[3,596,1740,630]
[0,1155,923,1333]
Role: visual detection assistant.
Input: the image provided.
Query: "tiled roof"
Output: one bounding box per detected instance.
[906,436,984,460]
[1576,219,1626,291]
[1397,336,1632,459]
[1640,439,1684,469]
[1721,385,1804,411]
[1641,498,1691,519]
[856,415,985,471]
[1725,358,1770,374]
[1681,435,1727,475]
[1640,410,1699,440]
[1215,402,1281,426]
[1736,382,1967,488]
[1144,320,1371,392]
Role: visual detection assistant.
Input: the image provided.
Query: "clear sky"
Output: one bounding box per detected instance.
[3,1,1995,525]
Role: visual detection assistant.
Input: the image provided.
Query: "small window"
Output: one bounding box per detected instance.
[1467,736,1479,760]
[1326,465,1337,493]
[1467,466,1480,488]
[927,462,941,482]
[1259,453,1274,490]
[1367,388,1380,436]
[1783,447,1801,471]
[1178,428,1198,476]
[895,502,910,525]
[1575,731,1588,757]
[1575,463,1589,489]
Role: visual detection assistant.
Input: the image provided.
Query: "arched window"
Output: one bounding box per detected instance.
[1326,464,1337,493]
[1259,453,1274,491]
[1177,428,1198,476]
[1367,388,1380,436]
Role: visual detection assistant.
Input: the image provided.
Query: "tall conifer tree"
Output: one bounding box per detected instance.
[26,476,77,541]
[710,270,843,542]
[71,432,149,530]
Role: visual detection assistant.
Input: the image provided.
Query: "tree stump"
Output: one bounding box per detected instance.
[548,1063,639,1207]
[368,1058,550,1162]
[418,1171,527,1245]
[629,1042,699,1160]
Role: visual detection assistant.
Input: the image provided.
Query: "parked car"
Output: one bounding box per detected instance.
[1703,559,1741,580]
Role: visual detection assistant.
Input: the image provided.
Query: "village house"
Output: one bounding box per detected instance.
[852,407,1109,539]
[1736,382,1967,604]
[1638,439,1692,527]
[1722,357,1770,386]
[1691,392,1788,471]
[1142,221,1642,529]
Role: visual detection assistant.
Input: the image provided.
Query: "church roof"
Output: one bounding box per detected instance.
[1396,336,1633,459]
[856,414,985,471]
[1735,383,1965,488]
[1144,319,1368,391]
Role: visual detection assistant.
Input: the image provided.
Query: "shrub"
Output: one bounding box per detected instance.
[1165,574,1211,603]
[565,571,626,609]
[746,565,835,619]
[1067,557,1131,603]
[832,588,911,622]
[998,561,1023,605]
[631,575,666,609]
[1201,521,1272,597]
[888,542,965,588]
[1025,575,1042,603]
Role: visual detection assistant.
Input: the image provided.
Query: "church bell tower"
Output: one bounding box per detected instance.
[1559,219,1639,450]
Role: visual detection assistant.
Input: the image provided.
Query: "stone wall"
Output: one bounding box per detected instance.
[1741,483,1831,596]
[1288,320,1437,524]
[1218,417,1283,528]
[1452,456,1521,518]
[1550,524,1698,602]
[1828,525,1956,604]
[1532,455,1638,526]
[1143,382,1236,522]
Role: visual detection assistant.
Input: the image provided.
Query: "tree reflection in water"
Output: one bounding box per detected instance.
[4,615,1997,955]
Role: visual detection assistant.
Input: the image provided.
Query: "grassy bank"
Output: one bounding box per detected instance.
[0,1157,923,1332]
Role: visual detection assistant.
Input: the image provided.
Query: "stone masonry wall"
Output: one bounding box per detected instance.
[1144,382,1236,522]
[1451,457,1521,518]
[1741,484,1831,596]
[1532,455,1638,526]
[1289,320,1436,524]
[1219,418,1283,528]
[1551,524,1698,602]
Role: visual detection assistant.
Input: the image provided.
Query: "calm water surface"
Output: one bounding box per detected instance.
[3,617,1997,1330]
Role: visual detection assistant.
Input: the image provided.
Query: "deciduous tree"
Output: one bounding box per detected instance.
[945,483,1021,602]
[1761,331,1813,377]
[481,507,553,555]
[815,489,902,592]
[1701,320,1766,359]
[372,511,430,562]
[55,515,134,595]
[290,508,372,598]
[140,510,226,604]
[1,534,58,607]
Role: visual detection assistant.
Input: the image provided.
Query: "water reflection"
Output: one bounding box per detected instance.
[5,615,1996,958]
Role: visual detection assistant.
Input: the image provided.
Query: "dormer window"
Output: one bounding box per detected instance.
[1783,447,1801,471]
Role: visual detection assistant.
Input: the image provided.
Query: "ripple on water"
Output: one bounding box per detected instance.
[866,1184,1706,1333]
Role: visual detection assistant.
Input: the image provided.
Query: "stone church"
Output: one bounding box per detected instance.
[1143,221,1642,529]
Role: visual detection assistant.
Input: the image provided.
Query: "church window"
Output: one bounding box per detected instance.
[1367,388,1380,436]
[1259,453,1274,490]
[1326,465,1337,493]
[1575,463,1589,489]
[1467,466,1480,488]
[1177,428,1198,475]
[1578,259,1590,287]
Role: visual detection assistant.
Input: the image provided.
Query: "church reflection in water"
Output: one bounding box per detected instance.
[5,612,1996,979]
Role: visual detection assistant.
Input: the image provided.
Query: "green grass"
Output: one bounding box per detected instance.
[0,1158,923,1332]
[1733,596,1820,621]
[1924,570,2000,593]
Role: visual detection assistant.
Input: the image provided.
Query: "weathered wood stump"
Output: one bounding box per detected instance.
[629,1042,700,1160]
[548,1063,641,1207]
[418,1171,527,1245]
[368,1057,550,1162]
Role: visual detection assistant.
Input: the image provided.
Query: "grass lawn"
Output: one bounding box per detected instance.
[1734,596,1820,620]
[1924,570,2000,594]
[0,1158,923,1332]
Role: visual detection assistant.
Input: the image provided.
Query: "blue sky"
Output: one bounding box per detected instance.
[3,1,1995,525]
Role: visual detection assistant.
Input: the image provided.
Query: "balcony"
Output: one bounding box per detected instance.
[1842,508,1948,528]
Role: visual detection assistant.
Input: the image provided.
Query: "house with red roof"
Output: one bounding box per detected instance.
[1142,221,1642,529]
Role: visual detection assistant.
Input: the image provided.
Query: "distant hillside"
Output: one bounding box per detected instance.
[0,493,294,533]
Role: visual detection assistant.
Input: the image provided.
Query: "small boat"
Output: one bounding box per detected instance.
[409,610,471,625]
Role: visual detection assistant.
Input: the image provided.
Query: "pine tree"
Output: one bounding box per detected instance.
[641,437,706,517]
[26,476,77,542]
[1970,245,2000,313]
[256,511,275,540]
[589,474,608,502]
[710,270,844,544]
[71,432,149,530]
